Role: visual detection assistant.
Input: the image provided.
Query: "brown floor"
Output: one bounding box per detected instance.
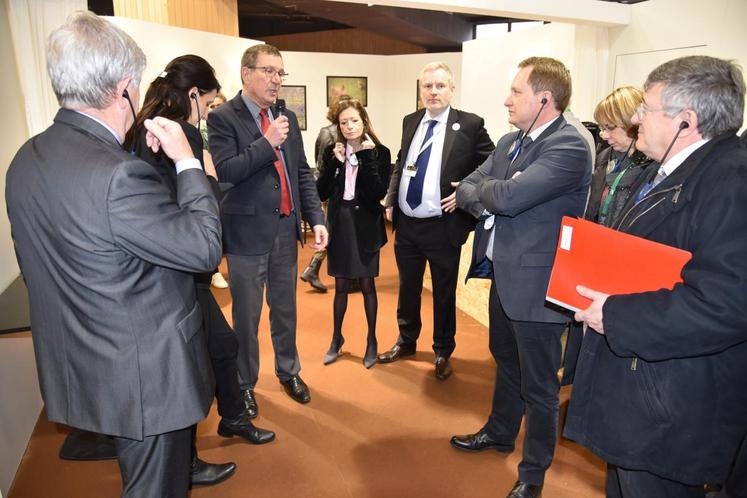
[8,240,606,497]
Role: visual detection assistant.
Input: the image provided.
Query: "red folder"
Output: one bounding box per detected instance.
[546,216,692,312]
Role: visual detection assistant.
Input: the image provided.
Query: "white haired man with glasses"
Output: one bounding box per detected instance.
[208,44,327,415]
[567,55,747,497]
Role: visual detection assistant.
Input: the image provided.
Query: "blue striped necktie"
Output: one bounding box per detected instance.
[406,119,438,209]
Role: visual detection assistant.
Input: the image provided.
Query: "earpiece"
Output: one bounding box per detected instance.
[123,89,130,99]
[190,92,198,100]
[540,97,548,105]
[679,121,690,130]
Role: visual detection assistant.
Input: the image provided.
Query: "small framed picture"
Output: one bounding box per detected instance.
[416,79,425,111]
[326,76,367,107]
[278,85,307,130]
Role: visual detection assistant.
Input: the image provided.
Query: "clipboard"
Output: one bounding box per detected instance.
[546,216,692,312]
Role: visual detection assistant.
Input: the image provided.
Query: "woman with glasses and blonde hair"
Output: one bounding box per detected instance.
[316,98,391,369]
[586,86,653,227]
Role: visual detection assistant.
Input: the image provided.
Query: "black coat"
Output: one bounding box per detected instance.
[316,143,391,253]
[564,133,747,485]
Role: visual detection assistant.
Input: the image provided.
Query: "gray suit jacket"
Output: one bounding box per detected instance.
[6,109,223,439]
[208,93,324,256]
[457,116,591,323]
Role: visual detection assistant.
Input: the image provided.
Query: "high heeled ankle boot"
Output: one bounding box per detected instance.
[300,251,327,292]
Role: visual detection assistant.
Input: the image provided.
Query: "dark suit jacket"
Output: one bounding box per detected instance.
[457,116,591,324]
[385,108,494,247]
[207,93,324,256]
[316,143,391,253]
[6,109,222,439]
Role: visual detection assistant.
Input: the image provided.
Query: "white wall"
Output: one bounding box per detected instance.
[108,17,461,164]
[0,2,28,292]
[607,0,747,133]
[461,22,609,141]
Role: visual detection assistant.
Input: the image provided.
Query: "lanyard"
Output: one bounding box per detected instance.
[600,166,628,218]
[411,121,443,161]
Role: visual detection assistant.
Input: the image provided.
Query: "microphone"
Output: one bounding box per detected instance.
[509,96,548,160]
[190,92,201,128]
[658,121,690,165]
[274,99,286,117]
[273,99,286,150]
[122,88,137,126]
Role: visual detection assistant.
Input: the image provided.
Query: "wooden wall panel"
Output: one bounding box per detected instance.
[260,28,428,55]
[167,0,238,36]
[113,0,169,25]
[113,0,238,37]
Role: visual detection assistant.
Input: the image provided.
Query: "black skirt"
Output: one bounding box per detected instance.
[327,200,380,278]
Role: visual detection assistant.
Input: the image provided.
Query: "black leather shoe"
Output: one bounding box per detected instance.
[218,412,276,444]
[507,481,543,498]
[281,375,311,404]
[242,389,258,419]
[377,343,416,363]
[435,356,452,380]
[450,428,514,453]
[190,458,236,487]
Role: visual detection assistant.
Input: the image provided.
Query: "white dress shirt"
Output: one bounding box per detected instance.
[397,107,450,218]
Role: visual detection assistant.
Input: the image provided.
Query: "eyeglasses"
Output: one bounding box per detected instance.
[248,66,289,81]
[600,124,620,133]
[635,103,668,119]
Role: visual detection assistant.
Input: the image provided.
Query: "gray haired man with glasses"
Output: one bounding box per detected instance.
[208,44,327,416]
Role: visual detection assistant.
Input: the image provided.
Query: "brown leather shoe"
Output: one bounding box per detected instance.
[435,356,452,380]
[377,343,416,363]
[507,481,542,498]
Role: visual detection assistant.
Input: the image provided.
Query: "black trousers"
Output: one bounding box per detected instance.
[113,426,192,498]
[196,284,244,419]
[393,214,461,357]
[484,281,566,485]
[606,465,705,498]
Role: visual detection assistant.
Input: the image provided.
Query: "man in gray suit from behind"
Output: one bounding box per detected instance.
[6,12,223,497]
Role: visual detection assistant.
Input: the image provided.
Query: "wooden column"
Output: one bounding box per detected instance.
[113,0,238,36]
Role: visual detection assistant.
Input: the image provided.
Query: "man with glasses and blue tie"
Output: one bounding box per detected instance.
[378,61,494,380]
[208,44,327,415]
[452,57,591,498]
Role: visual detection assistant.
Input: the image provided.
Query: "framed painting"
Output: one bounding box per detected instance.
[326,76,367,106]
[278,85,307,130]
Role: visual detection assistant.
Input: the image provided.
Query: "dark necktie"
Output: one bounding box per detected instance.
[406,119,438,210]
[259,108,291,215]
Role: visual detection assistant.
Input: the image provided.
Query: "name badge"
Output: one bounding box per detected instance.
[404,163,417,177]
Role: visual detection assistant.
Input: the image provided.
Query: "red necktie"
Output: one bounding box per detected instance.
[259,108,291,215]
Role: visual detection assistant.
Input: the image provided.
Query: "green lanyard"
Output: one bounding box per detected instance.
[600,166,629,218]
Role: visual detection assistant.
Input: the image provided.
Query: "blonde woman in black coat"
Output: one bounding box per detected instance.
[316,99,391,368]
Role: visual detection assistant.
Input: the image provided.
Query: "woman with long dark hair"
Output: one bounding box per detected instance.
[316,98,391,368]
[125,54,275,484]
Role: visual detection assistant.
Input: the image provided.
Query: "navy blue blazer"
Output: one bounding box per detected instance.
[457,116,592,323]
[208,92,324,256]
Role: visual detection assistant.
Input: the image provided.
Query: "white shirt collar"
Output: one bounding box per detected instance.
[660,138,710,176]
[74,110,122,144]
[527,116,559,142]
[422,106,450,125]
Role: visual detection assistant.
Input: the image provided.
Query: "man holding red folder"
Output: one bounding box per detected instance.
[451,57,591,498]
[567,56,747,497]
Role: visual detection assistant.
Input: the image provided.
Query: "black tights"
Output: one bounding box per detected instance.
[332,277,377,346]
